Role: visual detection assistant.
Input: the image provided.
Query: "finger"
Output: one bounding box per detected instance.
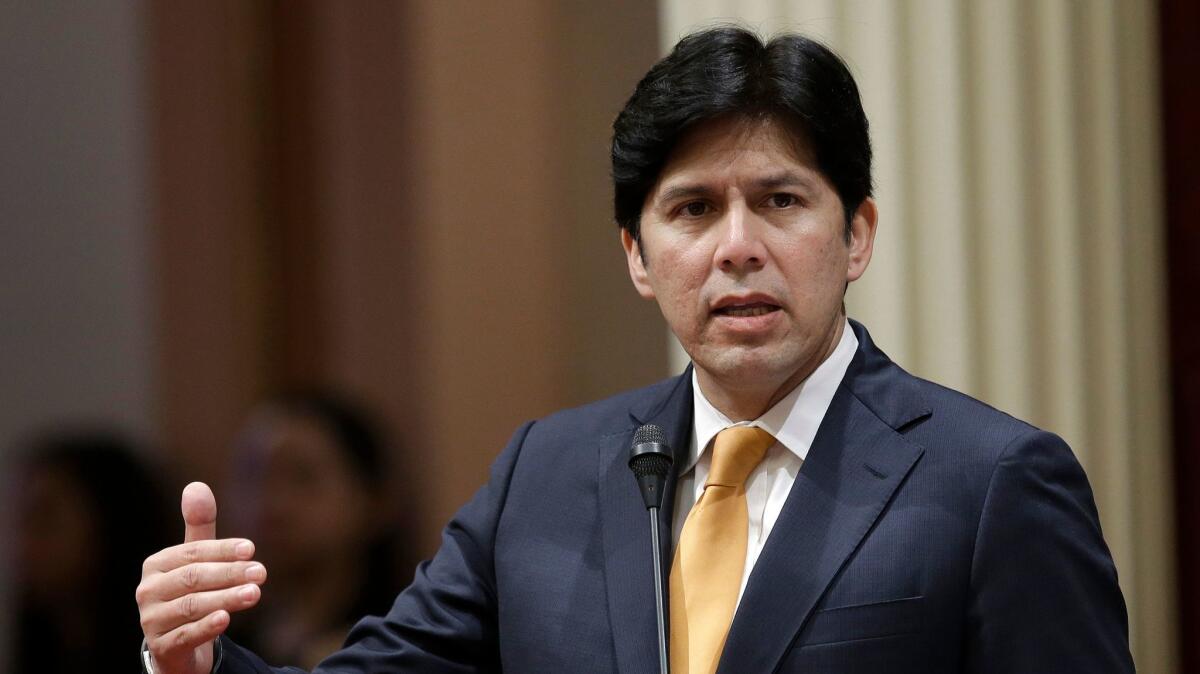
[182,481,218,543]
[142,561,267,603]
[147,609,230,663]
[142,538,256,575]
[143,584,262,638]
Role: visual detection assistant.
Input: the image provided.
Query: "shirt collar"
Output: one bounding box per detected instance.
[685,318,859,473]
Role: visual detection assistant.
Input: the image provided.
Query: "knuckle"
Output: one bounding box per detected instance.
[182,544,200,563]
[179,594,199,620]
[135,581,151,605]
[181,564,200,590]
[173,625,193,650]
[149,634,171,658]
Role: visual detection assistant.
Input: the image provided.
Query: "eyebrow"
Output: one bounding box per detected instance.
[755,171,817,192]
[655,184,715,205]
[653,171,818,206]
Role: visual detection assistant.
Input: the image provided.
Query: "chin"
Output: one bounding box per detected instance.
[698,345,801,383]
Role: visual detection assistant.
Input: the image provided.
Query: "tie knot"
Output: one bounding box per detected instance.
[706,426,774,488]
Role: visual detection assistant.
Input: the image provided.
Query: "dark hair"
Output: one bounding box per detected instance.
[611,26,872,240]
[267,390,387,491]
[14,430,172,672]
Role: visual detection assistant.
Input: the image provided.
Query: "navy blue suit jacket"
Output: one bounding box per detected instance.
[220,321,1133,673]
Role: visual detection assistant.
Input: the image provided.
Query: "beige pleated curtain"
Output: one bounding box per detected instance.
[660,2,1177,672]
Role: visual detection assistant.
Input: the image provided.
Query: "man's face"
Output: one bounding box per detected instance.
[622,116,877,417]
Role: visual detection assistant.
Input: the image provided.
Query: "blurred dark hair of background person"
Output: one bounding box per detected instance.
[9,428,172,673]
[225,391,412,670]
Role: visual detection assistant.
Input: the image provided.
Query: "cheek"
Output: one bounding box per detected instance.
[777,239,849,299]
[811,240,847,277]
[651,255,707,314]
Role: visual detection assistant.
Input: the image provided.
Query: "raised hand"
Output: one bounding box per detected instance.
[136,482,267,674]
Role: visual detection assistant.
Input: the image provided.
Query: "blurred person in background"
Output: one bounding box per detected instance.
[10,429,171,673]
[223,391,410,670]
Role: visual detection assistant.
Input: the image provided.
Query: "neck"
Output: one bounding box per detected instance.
[698,316,845,421]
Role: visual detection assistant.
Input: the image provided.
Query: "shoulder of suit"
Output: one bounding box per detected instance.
[897,371,1049,463]
[521,373,685,444]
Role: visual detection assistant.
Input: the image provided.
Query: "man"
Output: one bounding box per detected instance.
[137,27,1134,673]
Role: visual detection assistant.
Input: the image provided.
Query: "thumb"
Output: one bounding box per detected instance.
[181,481,218,543]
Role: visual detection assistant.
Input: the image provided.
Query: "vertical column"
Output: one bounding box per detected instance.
[557,0,670,401]
[1025,0,1088,451]
[1074,0,1137,638]
[899,0,973,393]
[403,0,664,543]
[149,0,273,483]
[842,0,913,367]
[1126,0,1183,670]
[963,0,1034,420]
[269,0,427,545]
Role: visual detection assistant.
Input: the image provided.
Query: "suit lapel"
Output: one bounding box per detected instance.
[717,322,930,673]
[598,370,693,674]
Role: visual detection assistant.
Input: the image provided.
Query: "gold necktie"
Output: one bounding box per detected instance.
[670,426,774,674]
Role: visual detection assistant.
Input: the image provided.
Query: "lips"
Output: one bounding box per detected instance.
[711,294,783,317]
[714,302,779,317]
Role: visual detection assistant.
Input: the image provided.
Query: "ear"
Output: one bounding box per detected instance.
[620,228,656,300]
[845,197,878,283]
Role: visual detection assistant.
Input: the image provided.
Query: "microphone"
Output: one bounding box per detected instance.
[630,423,672,508]
[628,423,673,674]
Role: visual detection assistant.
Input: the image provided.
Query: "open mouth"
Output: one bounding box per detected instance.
[713,302,781,317]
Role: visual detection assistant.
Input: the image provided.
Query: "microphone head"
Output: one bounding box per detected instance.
[629,452,671,479]
[632,423,666,447]
[629,423,672,510]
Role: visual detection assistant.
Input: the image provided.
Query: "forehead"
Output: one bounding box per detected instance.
[655,116,817,186]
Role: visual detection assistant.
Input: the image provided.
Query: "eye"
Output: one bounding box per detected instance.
[676,201,711,218]
[766,193,798,208]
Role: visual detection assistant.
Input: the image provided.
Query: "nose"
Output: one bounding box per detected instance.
[714,203,767,273]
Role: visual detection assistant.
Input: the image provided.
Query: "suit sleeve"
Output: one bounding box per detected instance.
[217,420,536,674]
[964,429,1135,673]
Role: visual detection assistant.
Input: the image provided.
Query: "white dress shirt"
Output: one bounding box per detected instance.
[672,319,858,607]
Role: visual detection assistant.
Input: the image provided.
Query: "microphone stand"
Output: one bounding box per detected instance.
[628,424,673,674]
[649,507,669,674]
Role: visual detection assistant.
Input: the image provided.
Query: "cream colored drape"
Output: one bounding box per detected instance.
[660,2,1176,671]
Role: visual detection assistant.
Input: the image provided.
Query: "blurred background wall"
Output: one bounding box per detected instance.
[144,0,665,548]
[1,0,1196,672]
[0,4,156,464]
[1,3,156,663]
